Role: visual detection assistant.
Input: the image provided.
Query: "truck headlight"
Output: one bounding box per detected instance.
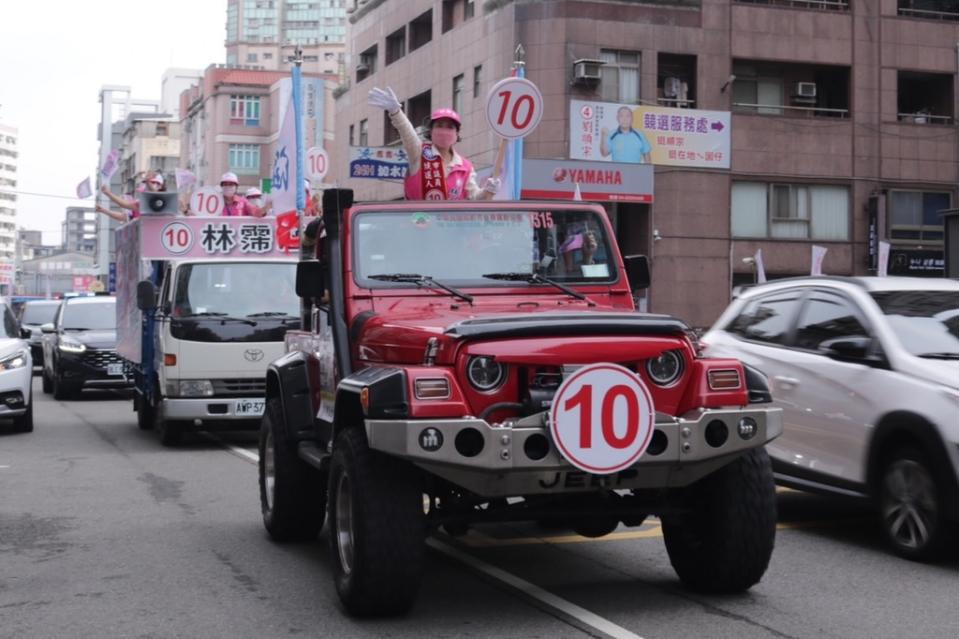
[467,356,505,391]
[646,350,684,386]
[58,338,87,354]
[178,380,214,397]
[0,350,29,371]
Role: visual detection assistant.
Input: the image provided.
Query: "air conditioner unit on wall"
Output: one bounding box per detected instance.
[795,82,817,99]
[572,59,603,85]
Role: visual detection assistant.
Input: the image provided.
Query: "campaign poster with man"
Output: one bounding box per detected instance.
[569,100,731,169]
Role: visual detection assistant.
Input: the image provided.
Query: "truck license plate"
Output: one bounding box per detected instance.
[235,400,265,417]
[107,363,124,376]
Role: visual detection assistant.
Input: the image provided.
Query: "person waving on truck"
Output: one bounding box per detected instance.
[368,86,499,201]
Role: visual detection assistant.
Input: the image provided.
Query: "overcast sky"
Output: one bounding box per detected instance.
[0,0,225,244]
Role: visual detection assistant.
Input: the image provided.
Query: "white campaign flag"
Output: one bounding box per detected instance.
[573,182,582,201]
[271,79,298,215]
[810,245,828,276]
[754,248,767,283]
[878,241,890,277]
[100,149,120,181]
[492,139,516,202]
[76,177,92,199]
[175,168,197,190]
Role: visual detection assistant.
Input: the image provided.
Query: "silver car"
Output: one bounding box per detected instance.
[703,276,959,560]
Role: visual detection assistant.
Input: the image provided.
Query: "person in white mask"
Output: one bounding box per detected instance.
[218,172,263,216]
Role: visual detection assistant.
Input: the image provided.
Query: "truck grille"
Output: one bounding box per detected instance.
[212,378,266,397]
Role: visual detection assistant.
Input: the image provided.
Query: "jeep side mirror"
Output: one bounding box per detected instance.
[296,260,326,299]
[624,255,651,290]
[40,323,55,334]
[136,280,157,311]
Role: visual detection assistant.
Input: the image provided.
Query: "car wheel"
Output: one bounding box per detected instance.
[12,391,33,433]
[259,398,326,541]
[662,448,777,593]
[880,447,949,561]
[328,427,425,616]
[41,368,52,394]
[52,370,77,400]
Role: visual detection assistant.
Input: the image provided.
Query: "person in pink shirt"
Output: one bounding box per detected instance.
[368,87,500,201]
[218,172,266,217]
[97,170,164,222]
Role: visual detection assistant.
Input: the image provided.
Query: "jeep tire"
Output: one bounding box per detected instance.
[662,448,776,593]
[259,398,326,541]
[879,447,950,561]
[328,427,425,616]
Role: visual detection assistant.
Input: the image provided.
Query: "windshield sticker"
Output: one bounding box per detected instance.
[412,213,431,228]
[581,264,609,278]
[530,211,555,229]
[435,212,526,228]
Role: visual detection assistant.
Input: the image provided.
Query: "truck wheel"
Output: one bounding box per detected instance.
[259,398,326,541]
[880,447,949,561]
[136,392,155,431]
[328,427,425,616]
[41,369,52,394]
[12,392,33,433]
[662,448,776,593]
[155,410,182,447]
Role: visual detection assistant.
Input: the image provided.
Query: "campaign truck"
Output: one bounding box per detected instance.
[116,214,300,445]
[258,189,783,616]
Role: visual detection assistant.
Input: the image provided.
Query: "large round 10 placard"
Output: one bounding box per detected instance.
[485,77,544,139]
[549,363,655,475]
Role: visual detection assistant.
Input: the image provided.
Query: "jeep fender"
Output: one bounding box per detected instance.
[866,411,959,520]
[332,367,408,441]
[265,351,316,445]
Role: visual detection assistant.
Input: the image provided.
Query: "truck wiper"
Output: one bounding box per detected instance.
[246,312,298,318]
[481,272,594,306]
[176,312,258,326]
[368,273,474,304]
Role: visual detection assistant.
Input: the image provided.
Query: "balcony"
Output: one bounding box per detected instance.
[898,1,959,21]
[897,71,954,126]
[736,0,848,9]
[732,61,851,119]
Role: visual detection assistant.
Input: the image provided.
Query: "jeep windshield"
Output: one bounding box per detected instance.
[353,209,617,288]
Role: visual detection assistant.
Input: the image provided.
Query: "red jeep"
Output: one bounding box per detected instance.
[260,190,782,616]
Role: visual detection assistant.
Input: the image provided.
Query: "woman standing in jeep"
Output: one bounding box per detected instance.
[368,86,499,201]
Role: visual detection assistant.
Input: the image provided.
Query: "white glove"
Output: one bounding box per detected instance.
[368,86,401,114]
[483,177,501,195]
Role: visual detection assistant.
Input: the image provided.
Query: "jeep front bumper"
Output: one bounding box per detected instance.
[365,407,782,497]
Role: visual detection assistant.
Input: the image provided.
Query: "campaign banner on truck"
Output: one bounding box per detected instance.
[115,221,145,364]
[137,216,301,260]
[569,100,731,169]
[520,158,654,203]
[349,146,409,180]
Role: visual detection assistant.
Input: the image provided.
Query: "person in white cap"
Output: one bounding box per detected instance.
[218,172,264,217]
[368,86,499,201]
[96,170,165,222]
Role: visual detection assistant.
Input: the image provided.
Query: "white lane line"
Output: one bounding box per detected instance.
[206,432,644,639]
[427,538,644,639]
[199,432,259,464]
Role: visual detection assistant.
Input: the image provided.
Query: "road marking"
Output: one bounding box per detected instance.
[199,432,259,464]
[428,538,644,639]
[0,465,10,469]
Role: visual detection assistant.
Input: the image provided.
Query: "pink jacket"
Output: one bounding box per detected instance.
[222,196,254,216]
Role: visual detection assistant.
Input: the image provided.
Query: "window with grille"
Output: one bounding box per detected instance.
[230,95,261,126]
[228,144,261,174]
[600,50,640,103]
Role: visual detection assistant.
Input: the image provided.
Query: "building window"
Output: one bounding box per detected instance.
[452,74,465,115]
[230,95,262,126]
[735,0,849,9]
[897,71,954,125]
[733,60,850,118]
[888,190,951,243]
[657,53,696,108]
[263,52,273,60]
[356,44,377,82]
[247,53,259,63]
[465,0,475,19]
[228,144,261,174]
[156,122,169,137]
[349,124,355,146]
[898,0,959,20]
[442,0,471,32]
[409,10,433,51]
[473,64,483,98]
[731,182,849,240]
[386,27,406,65]
[359,119,368,146]
[407,90,432,132]
[600,50,640,103]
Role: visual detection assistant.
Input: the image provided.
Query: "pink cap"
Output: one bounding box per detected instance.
[430,108,461,128]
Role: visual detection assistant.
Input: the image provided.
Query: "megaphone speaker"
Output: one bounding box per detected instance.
[137,191,179,216]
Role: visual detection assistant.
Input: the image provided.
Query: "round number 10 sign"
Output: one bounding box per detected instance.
[550,363,655,475]
[486,77,544,139]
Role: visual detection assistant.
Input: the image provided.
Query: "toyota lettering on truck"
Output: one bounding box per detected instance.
[115,215,299,446]
[258,189,784,617]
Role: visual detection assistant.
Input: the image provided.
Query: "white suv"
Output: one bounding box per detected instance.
[0,301,33,432]
[703,276,959,560]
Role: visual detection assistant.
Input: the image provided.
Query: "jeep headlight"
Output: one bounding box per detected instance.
[178,380,214,397]
[0,350,29,371]
[467,356,505,391]
[646,350,684,386]
[58,338,86,354]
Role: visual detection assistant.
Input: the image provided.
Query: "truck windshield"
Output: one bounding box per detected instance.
[172,262,298,319]
[353,209,617,287]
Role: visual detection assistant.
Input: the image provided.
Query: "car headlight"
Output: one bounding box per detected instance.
[467,356,506,391]
[0,350,29,371]
[646,350,685,386]
[178,380,214,397]
[58,338,86,354]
